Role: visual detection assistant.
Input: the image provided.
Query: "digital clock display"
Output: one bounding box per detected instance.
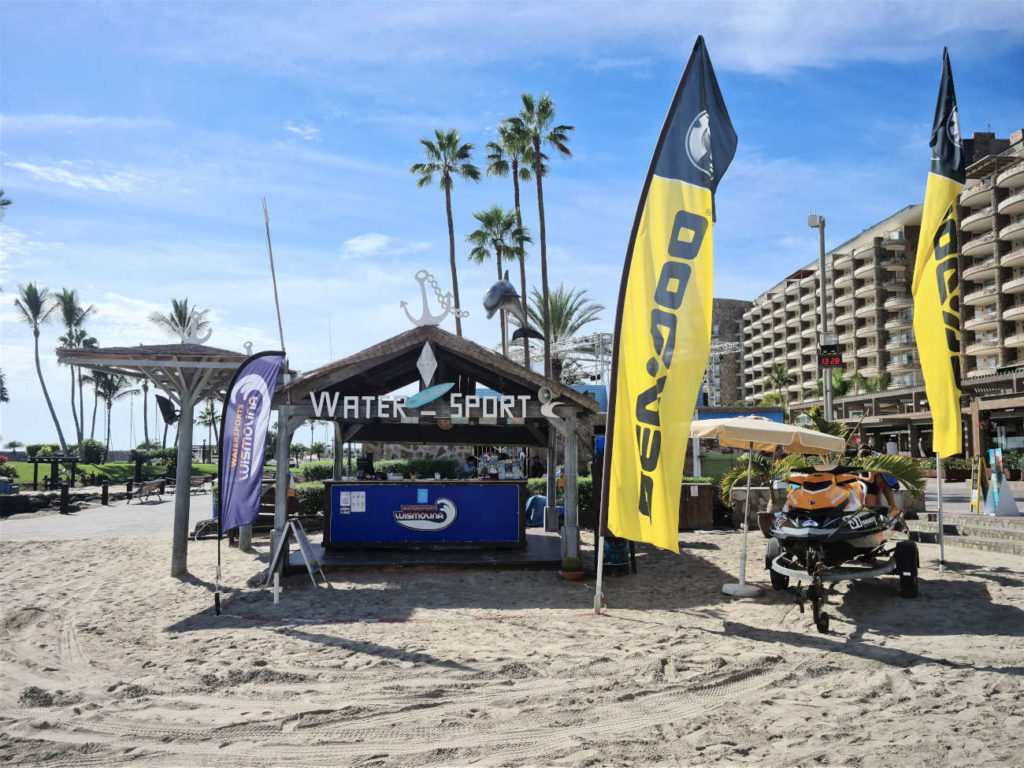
[818,354,843,368]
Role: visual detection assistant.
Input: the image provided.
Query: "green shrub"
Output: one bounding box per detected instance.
[299,461,334,481]
[26,444,42,459]
[1004,450,1022,470]
[373,458,458,479]
[561,556,582,571]
[77,439,105,463]
[295,481,326,516]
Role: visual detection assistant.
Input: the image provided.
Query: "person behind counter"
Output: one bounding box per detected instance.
[529,456,545,479]
[458,455,478,479]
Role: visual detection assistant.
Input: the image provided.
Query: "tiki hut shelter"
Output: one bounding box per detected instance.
[271,325,599,560]
[56,343,253,576]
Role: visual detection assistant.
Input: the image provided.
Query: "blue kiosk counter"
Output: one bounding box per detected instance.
[323,480,527,551]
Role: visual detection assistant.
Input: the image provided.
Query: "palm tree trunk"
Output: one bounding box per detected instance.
[34,329,68,453]
[104,402,112,463]
[444,182,462,337]
[77,369,86,445]
[90,390,99,440]
[512,161,531,370]
[69,367,81,450]
[534,137,552,378]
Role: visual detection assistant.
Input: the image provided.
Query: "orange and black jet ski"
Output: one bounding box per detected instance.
[765,466,918,633]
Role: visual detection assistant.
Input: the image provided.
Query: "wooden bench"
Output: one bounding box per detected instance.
[131,479,164,504]
[189,475,212,494]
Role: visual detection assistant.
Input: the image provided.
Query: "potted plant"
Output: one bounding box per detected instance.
[559,556,584,581]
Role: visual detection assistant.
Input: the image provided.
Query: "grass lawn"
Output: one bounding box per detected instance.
[6,461,217,487]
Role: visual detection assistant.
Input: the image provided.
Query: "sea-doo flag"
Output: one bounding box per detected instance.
[912,48,965,458]
[218,351,285,533]
[602,36,736,552]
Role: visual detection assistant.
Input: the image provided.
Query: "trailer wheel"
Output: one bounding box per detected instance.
[765,538,789,590]
[894,540,919,598]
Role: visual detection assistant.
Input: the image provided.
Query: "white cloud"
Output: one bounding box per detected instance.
[0,114,167,133]
[284,121,320,141]
[340,233,430,260]
[6,161,146,193]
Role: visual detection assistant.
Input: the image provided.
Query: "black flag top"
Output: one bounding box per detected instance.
[929,48,965,185]
[654,36,737,215]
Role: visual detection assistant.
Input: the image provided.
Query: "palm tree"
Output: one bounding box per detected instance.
[506,94,574,377]
[0,369,8,403]
[14,283,68,453]
[141,380,150,447]
[149,298,210,341]
[0,189,10,221]
[95,374,138,462]
[196,398,221,460]
[814,369,852,400]
[466,205,531,356]
[485,125,536,368]
[525,283,603,382]
[766,363,797,411]
[54,289,96,446]
[410,129,481,337]
[860,371,891,394]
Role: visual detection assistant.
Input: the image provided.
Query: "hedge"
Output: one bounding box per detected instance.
[295,482,326,516]
[299,461,334,481]
[373,458,459,479]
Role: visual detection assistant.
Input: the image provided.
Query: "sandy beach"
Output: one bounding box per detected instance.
[1,500,1022,767]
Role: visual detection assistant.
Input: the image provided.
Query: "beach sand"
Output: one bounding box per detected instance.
[1,518,1022,767]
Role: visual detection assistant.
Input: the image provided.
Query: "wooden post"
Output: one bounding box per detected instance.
[60,483,70,514]
[170,392,195,577]
[32,461,38,491]
[101,482,109,506]
[333,422,345,479]
[562,409,579,560]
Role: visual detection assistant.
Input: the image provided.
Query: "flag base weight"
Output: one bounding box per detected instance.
[722,582,760,597]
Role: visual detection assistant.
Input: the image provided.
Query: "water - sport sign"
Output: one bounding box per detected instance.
[309,389,533,420]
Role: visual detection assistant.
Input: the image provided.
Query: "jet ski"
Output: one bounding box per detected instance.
[765,465,918,633]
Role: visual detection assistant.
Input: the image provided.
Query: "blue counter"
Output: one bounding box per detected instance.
[323,481,525,550]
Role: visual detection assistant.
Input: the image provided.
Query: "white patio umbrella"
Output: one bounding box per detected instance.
[690,416,846,597]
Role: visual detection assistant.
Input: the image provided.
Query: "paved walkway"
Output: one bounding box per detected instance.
[0,493,215,542]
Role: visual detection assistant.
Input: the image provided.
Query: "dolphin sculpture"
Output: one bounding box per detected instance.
[483,271,527,324]
[511,325,544,342]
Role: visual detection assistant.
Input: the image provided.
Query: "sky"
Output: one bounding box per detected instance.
[1,0,1023,449]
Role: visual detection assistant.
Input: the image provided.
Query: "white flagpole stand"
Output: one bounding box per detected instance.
[936,453,945,573]
[593,534,606,614]
[723,443,761,597]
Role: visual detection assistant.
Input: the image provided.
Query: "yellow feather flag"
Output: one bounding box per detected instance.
[601,37,736,552]
[912,48,965,458]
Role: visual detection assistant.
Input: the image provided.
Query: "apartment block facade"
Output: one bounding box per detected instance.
[741,131,1024,455]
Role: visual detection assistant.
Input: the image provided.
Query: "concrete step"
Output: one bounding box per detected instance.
[920,512,1024,529]
[909,530,1024,557]
[910,520,1024,542]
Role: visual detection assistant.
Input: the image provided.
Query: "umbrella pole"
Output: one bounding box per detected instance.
[722,442,760,597]
[936,453,945,573]
[739,443,752,584]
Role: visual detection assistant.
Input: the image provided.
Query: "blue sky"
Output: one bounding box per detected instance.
[2,1,1022,448]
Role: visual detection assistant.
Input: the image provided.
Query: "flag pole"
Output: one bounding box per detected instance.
[262,198,287,355]
[936,452,945,573]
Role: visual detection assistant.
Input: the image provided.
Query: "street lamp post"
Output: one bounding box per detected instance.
[808,214,833,420]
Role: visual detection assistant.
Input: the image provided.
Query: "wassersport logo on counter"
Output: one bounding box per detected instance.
[393,498,458,531]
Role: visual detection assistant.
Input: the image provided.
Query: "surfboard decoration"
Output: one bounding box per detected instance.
[404,382,456,410]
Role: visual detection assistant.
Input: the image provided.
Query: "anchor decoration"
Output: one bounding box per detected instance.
[401,270,469,327]
[177,309,212,345]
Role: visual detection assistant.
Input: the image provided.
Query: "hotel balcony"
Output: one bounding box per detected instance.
[962,231,997,258]
[1004,303,1024,322]
[964,310,1001,331]
[887,359,918,373]
[996,160,1024,190]
[998,189,1024,218]
[1000,219,1024,243]
[800,325,816,339]
[855,325,878,341]
[965,339,1000,356]
[961,205,995,233]
[838,329,855,343]
[1006,332,1024,349]
[882,295,912,310]
[1004,245,1024,269]
[886,333,915,350]
[772,304,786,319]
[835,290,855,307]
[959,180,993,208]
[881,234,907,251]
[853,262,878,279]
[853,243,877,260]
[855,303,878,319]
[801,360,818,373]
[785,282,800,298]
[854,282,877,299]
[879,256,906,271]
[884,316,913,330]
[1005,274,1024,294]
[963,255,1000,282]
[967,366,999,378]
[835,272,855,288]
[801,378,818,390]
[833,251,853,268]
[962,285,1000,306]
[800,306,818,322]
[858,364,880,377]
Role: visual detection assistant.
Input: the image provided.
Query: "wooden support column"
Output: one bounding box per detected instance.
[562,409,580,560]
[333,421,345,479]
[969,398,981,457]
